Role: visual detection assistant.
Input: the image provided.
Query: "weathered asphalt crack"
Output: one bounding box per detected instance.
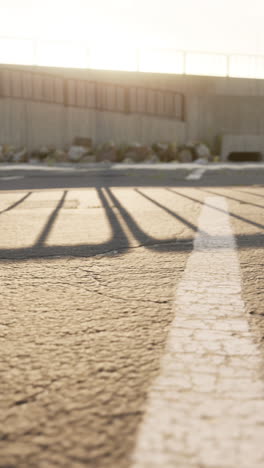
[83,288,170,304]
[5,377,69,411]
[94,239,193,258]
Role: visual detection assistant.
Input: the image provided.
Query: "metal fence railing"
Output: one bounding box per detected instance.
[1,37,264,79]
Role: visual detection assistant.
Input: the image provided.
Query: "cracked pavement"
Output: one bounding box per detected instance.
[0,165,263,467]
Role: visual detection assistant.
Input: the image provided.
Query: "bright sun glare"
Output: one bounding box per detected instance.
[1,0,264,77]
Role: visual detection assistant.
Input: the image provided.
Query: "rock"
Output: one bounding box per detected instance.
[167,142,178,161]
[195,142,211,160]
[13,147,28,163]
[81,155,96,163]
[28,158,40,165]
[152,142,178,162]
[123,143,151,163]
[30,149,40,160]
[63,143,71,153]
[100,149,117,162]
[39,146,50,157]
[0,145,4,162]
[122,157,136,164]
[47,144,56,153]
[73,137,92,148]
[152,142,167,153]
[68,145,88,162]
[153,142,168,153]
[100,160,112,167]
[96,142,117,162]
[116,143,129,162]
[124,150,141,163]
[144,154,161,164]
[52,149,68,162]
[44,155,56,166]
[129,142,142,150]
[30,146,56,162]
[4,145,16,162]
[195,157,208,165]
[178,148,194,163]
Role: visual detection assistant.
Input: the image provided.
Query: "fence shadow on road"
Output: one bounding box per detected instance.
[200,188,264,211]
[234,189,264,200]
[167,188,264,231]
[0,191,32,214]
[166,188,264,250]
[35,191,67,247]
[0,182,263,262]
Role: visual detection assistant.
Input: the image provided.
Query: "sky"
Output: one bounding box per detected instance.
[0,0,264,73]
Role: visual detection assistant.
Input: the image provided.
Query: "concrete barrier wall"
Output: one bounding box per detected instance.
[27,66,264,97]
[221,134,264,161]
[66,107,186,145]
[0,99,66,148]
[185,95,264,149]
[0,97,186,149]
[2,65,264,152]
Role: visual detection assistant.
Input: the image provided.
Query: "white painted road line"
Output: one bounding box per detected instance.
[131,196,264,468]
[0,176,25,181]
[186,168,206,180]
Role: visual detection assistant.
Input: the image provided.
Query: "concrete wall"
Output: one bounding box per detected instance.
[0,97,186,149]
[66,107,186,146]
[185,95,264,150]
[0,99,65,149]
[21,65,264,96]
[2,64,264,152]
[221,134,264,161]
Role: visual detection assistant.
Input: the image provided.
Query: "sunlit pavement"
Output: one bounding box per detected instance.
[0,165,263,468]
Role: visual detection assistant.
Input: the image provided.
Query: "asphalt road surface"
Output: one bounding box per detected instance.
[0,163,264,468]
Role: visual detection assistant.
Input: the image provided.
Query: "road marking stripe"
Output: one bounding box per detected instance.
[0,176,25,181]
[186,168,206,180]
[131,196,264,468]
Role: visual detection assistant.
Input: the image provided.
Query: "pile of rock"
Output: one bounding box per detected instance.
[152,142,178,162]
[95,141,117,163]
[29,146,68,164]
[0,145,28,163]
[93,141,158,164]
[0,138,212,165]
[177,142,211,163]
[67,137,95,163]
[194,142,211,163]
[121,142,154,163]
